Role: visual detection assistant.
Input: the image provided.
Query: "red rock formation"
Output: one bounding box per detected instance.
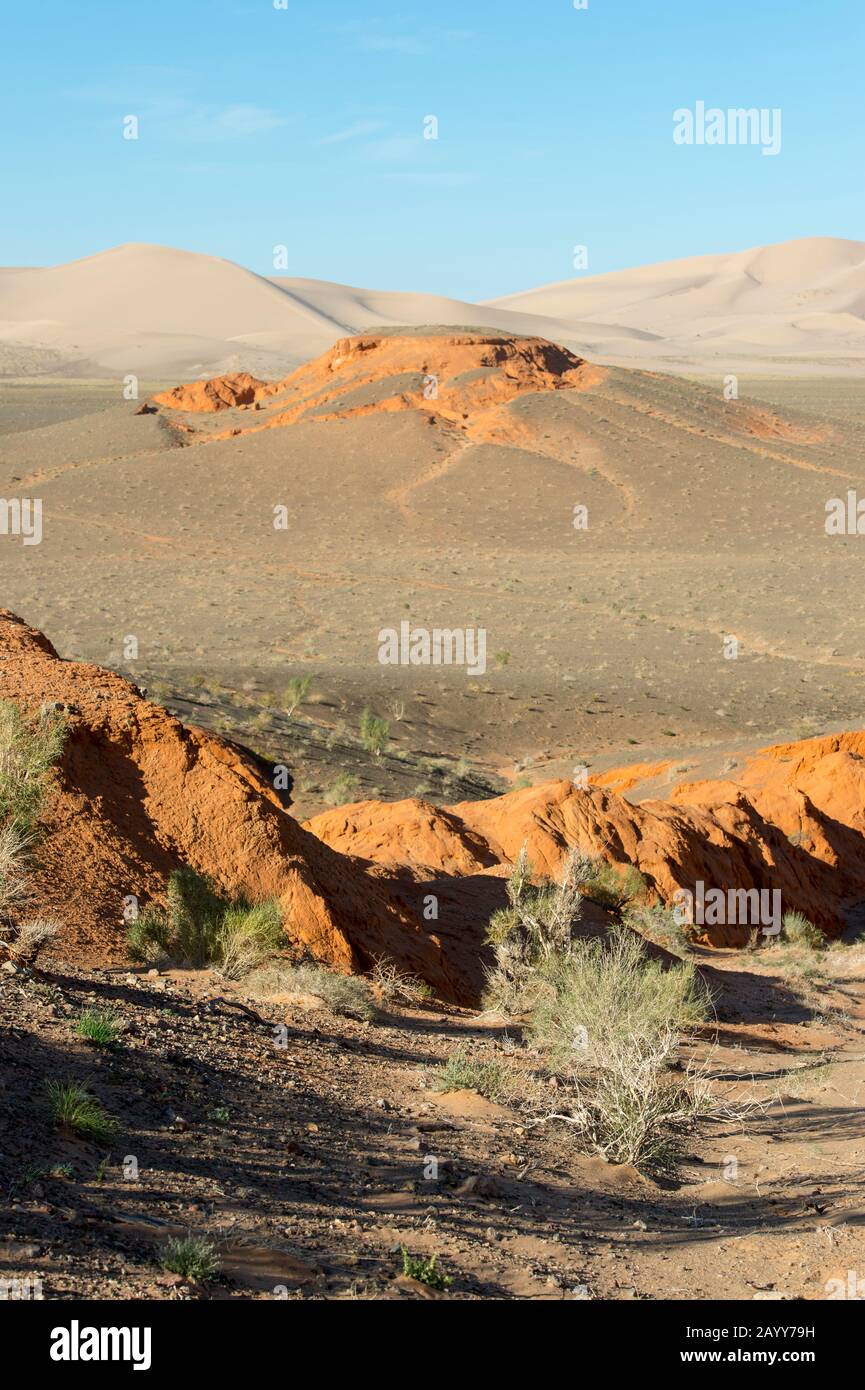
[152,371,266,413]
[147,332,603,444]
[5,609,862,1002]
[308,737,865,946]
[0,612,465,996]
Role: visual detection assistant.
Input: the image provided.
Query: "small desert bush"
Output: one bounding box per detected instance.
[46,1081,118,1144]
[359,708,389,757]
[553,1048,718,1170]
[284,675,313,718]
[401,1247,452,1290]
[126,904,173,964]
[531,926,709,1071]
[781,911,824,950]
[75,1008,123,1048]
[483,846,585,1014]
[369,957,434,1005]
[216,900,284,980]
[325,772,360,806]
[623,902,696,956]
[771,945,827,986]
[162,868,228,966]
[161,1235,220,1283]
[583,859,648,909]
[0,701,67,836]
[0,822,31,914]
[126,868,283,977]
[246,961,375,1020]
[433,1045,514,1102]
[0,704,66,913]
[10,915,58,960]
[529,927,712,1168]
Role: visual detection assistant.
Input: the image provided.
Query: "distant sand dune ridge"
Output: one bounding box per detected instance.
[0,236,863,379]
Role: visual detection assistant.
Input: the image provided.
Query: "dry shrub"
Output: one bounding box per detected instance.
[483,846,586,1014]
[529,926,714,1168]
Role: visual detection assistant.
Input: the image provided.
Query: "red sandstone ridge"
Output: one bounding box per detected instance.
[0,612,467,997]
[6,610,863,1001]
[307,737,865,945]
[145,331,603,443]
[152,371,267,413]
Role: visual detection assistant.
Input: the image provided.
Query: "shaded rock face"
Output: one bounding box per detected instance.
[0,612,473,1000]
[145,331,601,444]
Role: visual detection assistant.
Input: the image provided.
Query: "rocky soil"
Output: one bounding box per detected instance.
[1,942,863,1301]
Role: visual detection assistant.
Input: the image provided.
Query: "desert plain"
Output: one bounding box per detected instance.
[1,235,865,1304]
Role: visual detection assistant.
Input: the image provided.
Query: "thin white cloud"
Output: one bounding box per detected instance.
[357,35,426,55]
[318,119,387,146]
[68,74,286,143]
[365,134,424,163]
[380,171,478,188]
[215,105,285,136]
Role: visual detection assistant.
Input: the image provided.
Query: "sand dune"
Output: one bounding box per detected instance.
[488,236,865,374]
[0,243,344,378]
[0,242,582,381]
[0,236,863,379]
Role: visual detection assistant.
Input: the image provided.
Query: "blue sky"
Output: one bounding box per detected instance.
[1,0,861,298]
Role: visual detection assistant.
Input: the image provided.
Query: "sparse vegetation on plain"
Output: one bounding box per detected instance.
[432,1045,515,1102]
[75,1008,123,1048]
[160,1236,220,1283]
[46,1081,119,1144]
[284,675,313,718]
[325,771,360,805]
[359,708,390,757]
[400,1247,453,1291]
[245,961,376,1020]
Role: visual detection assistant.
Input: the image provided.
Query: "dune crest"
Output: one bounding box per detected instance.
[2,236,863,377]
